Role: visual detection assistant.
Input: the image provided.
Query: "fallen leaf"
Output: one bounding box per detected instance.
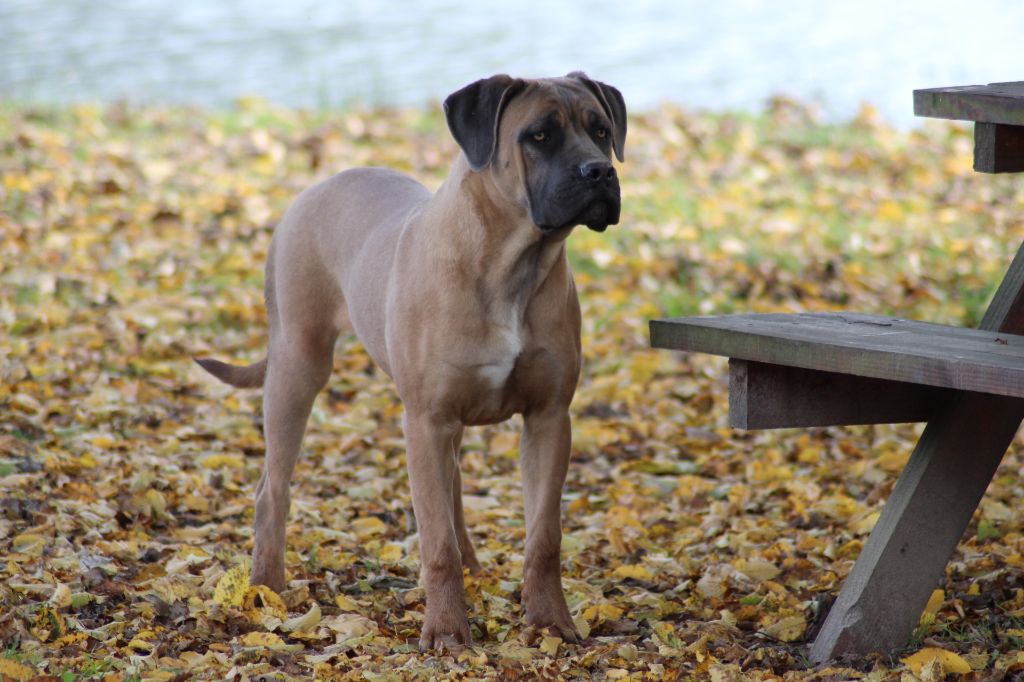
[279,601,321,633]
[212,565,250,607]
[902,647,972,675]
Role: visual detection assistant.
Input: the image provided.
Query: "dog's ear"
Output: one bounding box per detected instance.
[444,74,525,171]
[567,71,627,162]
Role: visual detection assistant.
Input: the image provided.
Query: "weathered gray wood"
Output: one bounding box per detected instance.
[729,360,951,429]
[650,312,1024,399]
[982,241,1024,334]
[974,123,1024,173]
[809,393,1024,659]
[810,241,1024,660]
[914,82,1024,126]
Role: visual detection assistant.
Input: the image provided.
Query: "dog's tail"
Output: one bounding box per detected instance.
[194,356,268,389]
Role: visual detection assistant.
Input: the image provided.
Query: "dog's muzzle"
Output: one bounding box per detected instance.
[532,158,622,234]
[575,160,620,232]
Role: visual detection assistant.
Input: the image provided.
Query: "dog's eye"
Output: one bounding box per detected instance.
[532,131,547,143]
[596,128,608,139]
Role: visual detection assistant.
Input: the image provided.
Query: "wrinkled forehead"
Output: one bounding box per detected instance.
[501,78,608,130]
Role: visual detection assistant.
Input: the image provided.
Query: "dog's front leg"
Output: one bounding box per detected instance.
[404,413,471,651]
[451,427,483,574]
[519,408,580,642]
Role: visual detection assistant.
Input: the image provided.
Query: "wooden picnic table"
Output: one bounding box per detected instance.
[649,82,1024,661]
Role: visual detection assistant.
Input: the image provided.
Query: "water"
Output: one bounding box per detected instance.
[2,0,1023,126]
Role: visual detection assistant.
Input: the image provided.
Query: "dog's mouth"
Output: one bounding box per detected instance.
[536,197,620,234]
[578,199,618,232]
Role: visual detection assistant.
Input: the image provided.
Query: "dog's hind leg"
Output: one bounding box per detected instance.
[250,326,337,591]
[451,427,482,574]
[250,249,343,591]
[250,334,337,591]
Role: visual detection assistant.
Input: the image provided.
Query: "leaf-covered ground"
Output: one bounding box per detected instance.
[3,98,1024,681]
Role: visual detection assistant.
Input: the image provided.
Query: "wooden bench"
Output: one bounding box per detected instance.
[649,82,1024,661]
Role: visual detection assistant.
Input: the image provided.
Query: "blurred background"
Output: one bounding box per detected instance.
[2,0,1023,127]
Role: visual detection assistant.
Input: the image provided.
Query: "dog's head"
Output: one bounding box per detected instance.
[444,72,626,234]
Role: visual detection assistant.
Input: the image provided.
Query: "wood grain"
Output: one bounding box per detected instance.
[651,312,1024,398]
[914,82,1024,126]
[974,122,1024,173]
[728,360,951,429]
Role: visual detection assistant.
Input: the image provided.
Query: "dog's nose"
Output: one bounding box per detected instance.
[578,160,616,182]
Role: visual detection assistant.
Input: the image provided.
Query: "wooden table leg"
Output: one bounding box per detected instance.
[812,242,1024,660]
[809,392,1024,660]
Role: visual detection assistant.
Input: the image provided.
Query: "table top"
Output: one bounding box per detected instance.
[914,82,1024,126]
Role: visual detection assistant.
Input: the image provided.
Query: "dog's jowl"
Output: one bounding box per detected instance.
[197,72,626,651]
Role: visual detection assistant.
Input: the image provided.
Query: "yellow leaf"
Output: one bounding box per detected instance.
[617,643,639,661]
[489,431,520,457]
[539,635,561,656]
[0,659,35,682]
[239,631,284,648]
[200,454,245,469]
[49,583,72,609]
[12,533,46,556]
[322,613,378,642]
[351,516,387,539]
[584,602,624,623]
[902,647,972,675]
[128,631,156,653]
[734,558,780,583]
[31,605,65,642]
[52,632,88,649]
[335,594,361,612]
[145,488,167,517]
[378,542,403,563]
[760,614,806,642]
[573,613,591,640]
[243,584,287,622]
[613,564,653,581]
[851,511,880,536]
[919,588,944,625]
[279,602,321,633]
[90,435,116,448]
[212,565,250,607]
[497,641,536,663]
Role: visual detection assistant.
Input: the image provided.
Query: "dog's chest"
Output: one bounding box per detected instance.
[477,325,523,390]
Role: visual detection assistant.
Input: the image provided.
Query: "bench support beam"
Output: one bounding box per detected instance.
[809,393,1024,660]
[729,360,949,429]
[811,241,1024,660]
[974,123,1024,174]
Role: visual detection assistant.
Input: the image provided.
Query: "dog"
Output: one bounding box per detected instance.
[196,72,625,650]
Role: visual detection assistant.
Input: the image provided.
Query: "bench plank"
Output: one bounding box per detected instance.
[650,312,1024,398]
[729,360,952,429]
[914,82,1024,126]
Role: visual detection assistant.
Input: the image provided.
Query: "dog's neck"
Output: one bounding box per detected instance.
[427,156,572,313]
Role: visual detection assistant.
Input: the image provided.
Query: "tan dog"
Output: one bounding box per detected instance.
[197,72,625,650]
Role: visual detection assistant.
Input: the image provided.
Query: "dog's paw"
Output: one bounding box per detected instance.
[524,608,581,644]
[522,579,581,643]
[419,610,471,653]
